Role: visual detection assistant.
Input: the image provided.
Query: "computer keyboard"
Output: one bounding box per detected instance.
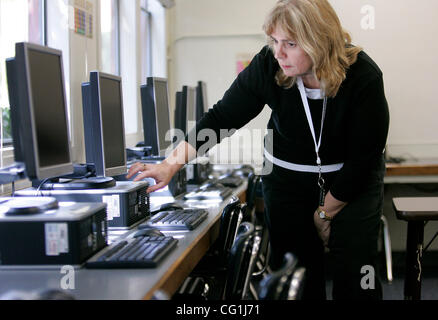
[183,184,233,201]
[85,234,178,268]
[141,208,208,231]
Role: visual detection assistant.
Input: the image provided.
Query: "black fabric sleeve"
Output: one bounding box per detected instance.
[184,46,270,155]
[329,74,390,202]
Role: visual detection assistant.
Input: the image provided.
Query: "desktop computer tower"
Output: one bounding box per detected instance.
[0,200,107,266]
[186,157,211,185]
[15,181,150,229]
[168,166,187,197]
[186,163,210,185]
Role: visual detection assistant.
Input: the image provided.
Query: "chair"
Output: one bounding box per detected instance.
[243,173,261,223]
[257,252,306,300]
[244,175,272,298]
[173,196,244,299]
[222,222,261,300]
[205,196,244,266]
[175,222,261,300]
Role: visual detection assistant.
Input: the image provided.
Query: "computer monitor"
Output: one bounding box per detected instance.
[82,71,127,177]
[174,90,186,136]
[196,81,209,121]
[182,85,197,134]
[140,77,172,157]
[5,42,74,181]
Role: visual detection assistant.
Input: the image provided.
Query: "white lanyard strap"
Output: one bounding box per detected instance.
[264,149,344,173]
[296,77,327,165]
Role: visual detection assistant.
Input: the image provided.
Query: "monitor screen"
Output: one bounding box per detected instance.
[99,76,126,171]
[184,86,197,133]
[81,71,127,177]
[196,81,209,121]
[6,42,73,180]
[174,90,186,136]
[153,79,172,155]
[29,49,71,168]
[140,77,172,157]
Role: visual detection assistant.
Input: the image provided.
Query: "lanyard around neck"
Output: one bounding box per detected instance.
[296,76,327,166]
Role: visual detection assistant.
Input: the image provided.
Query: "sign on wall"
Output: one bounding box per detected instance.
[69,0,93,38]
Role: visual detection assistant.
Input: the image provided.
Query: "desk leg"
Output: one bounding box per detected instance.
[404,221,424,300]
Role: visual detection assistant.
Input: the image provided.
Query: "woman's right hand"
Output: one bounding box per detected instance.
[126,161,179,193]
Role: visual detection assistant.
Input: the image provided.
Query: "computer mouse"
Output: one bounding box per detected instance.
[133,227,164,238]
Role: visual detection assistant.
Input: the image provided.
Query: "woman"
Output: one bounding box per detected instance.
[127,0,389,300]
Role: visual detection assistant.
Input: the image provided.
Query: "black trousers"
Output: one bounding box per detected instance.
[261,160,384,300]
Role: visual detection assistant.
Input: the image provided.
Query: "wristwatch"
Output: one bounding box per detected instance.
[317,207,333,221]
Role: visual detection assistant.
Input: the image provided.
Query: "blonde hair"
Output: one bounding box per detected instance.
[263,0,362,97]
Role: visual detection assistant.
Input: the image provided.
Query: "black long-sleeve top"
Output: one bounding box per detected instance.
[186,45,389,202]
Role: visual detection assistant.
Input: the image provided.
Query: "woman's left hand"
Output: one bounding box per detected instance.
[313,211,331,247]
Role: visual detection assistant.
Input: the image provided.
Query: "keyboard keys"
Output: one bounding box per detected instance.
[184,186,232,200]
[140,209,208,231]
[86,235,178,268]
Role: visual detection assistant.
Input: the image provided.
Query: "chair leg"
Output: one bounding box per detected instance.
[249,282,259,300]
[381,215,393,283]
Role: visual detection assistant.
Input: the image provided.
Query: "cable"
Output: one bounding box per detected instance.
[36,178,50,196]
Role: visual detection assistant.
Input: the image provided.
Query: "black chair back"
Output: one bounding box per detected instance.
[216,196,243,263]
[223,222,261,300]
[245,173,262,223]
[258,252,305,300]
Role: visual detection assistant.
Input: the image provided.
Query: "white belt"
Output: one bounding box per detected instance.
[264,149,344,173]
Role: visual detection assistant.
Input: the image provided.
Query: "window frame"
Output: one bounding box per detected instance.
[99,0,121,76]
[0,0,46,160]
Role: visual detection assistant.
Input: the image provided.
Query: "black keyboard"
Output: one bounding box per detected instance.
[141,208,208,231]
[85,235,178,268]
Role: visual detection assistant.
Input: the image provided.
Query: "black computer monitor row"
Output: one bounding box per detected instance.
[5,42,209,183]
[174,82,208,139]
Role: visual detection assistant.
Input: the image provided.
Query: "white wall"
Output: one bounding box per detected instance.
[168,0,438,164]
[329,0,438,159]
[168,0,276,166]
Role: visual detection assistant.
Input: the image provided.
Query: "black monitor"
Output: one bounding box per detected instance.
[82,71,127,177]
[184,86,197,134]
[196,81,208,121]
[174,90,186,136]
[5,42,74,181]
[140,77,172,157]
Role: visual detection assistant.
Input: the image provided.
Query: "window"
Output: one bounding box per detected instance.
[141,1,152,79]
[100,0,120,75]
[0,0,45,152]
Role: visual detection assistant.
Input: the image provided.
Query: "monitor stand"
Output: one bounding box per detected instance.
[32,176,116,191]
[2,197,59,215]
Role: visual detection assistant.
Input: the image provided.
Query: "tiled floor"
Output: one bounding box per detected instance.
[325,252,438,300]
[326,273,438,300]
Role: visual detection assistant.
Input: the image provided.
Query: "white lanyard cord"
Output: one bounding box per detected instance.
[296,76,327,166]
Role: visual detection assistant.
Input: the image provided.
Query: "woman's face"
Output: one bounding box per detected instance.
[270,26,313,78]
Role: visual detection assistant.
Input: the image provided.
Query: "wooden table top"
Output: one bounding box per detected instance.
[386,159,438,176]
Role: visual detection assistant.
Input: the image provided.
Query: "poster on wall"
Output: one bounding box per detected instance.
[70,0,93,38]
[236,53,255,75]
